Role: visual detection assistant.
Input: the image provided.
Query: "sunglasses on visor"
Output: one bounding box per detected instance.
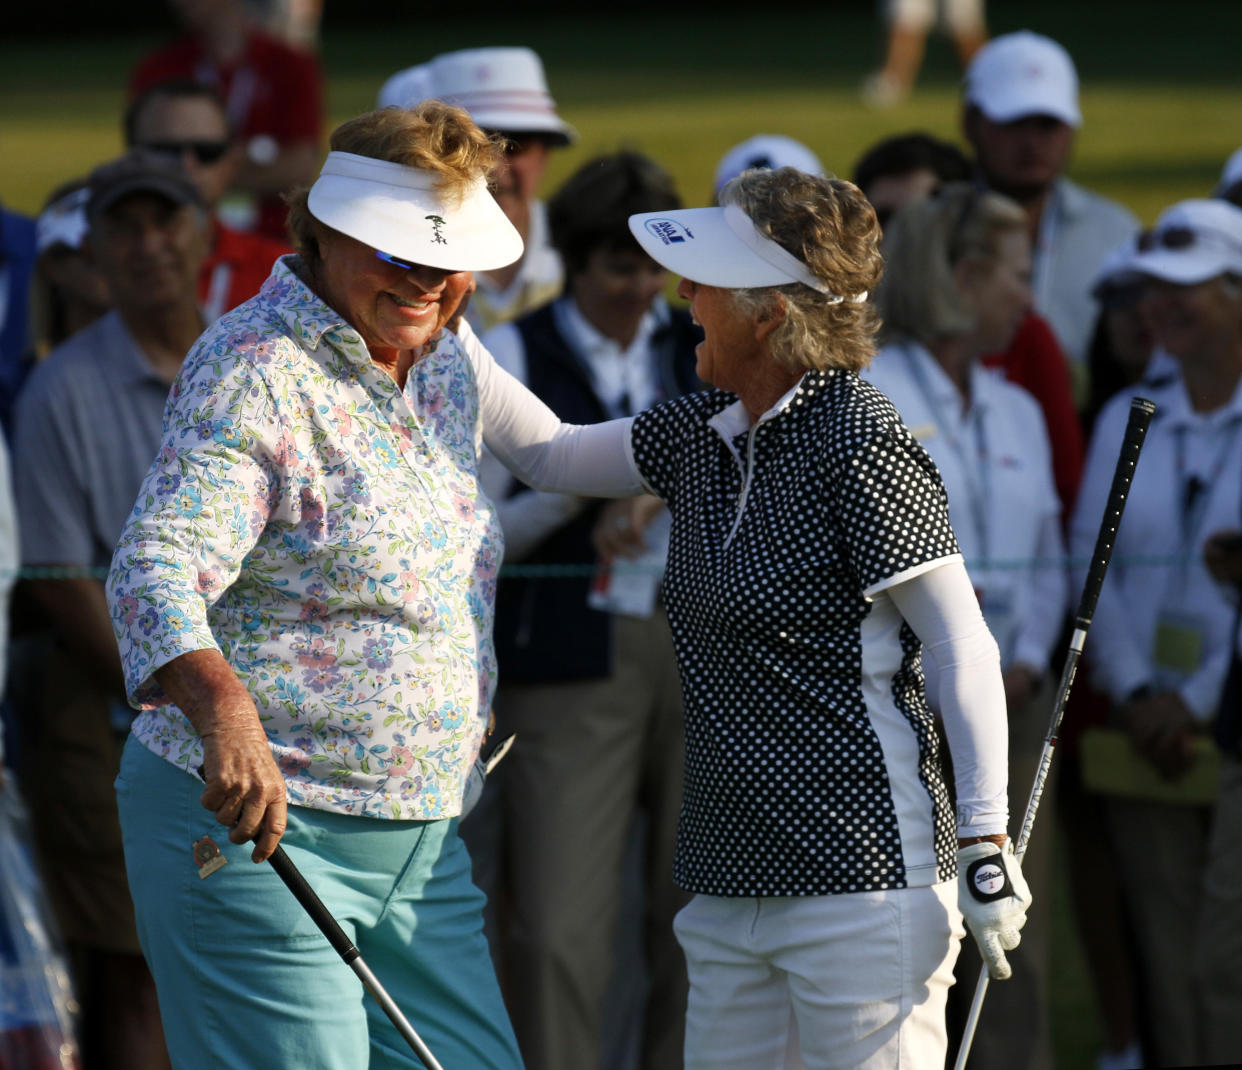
[1136,226,1197,253]
[139,140,231,165]
[375,249,420,271]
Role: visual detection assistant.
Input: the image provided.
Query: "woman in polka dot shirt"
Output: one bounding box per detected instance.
[611,168,1032,1069]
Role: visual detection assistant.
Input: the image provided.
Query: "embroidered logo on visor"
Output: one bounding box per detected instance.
[644,218,694,245]
[426,214,447,245]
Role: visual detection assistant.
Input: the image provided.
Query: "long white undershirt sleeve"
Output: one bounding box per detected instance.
[459,320,644,498]
[888,559,1010,837]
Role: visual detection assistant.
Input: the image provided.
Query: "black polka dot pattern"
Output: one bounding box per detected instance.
[632,369,960,897]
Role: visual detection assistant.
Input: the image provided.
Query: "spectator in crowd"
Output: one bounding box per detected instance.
[962,31,1139,392]
[711,134,824,202]
[27,181,110,362]
[852,130,1084,512]
[1072,197,1242,1068]
[0,195,37,435]
[1215,147,1242,208]
[129,0,323,242]
[12,149,210,1070]
[124,78,291,322]
[866,184,1067,1070]
[478,151,701,1070]
[861,0,988,107]
[379,47,576,333]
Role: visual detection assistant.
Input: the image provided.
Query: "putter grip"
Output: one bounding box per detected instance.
[268,845,360,965]
[1075,396,1156,628]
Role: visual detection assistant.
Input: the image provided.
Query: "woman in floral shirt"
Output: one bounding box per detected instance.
[107,103,642,1068]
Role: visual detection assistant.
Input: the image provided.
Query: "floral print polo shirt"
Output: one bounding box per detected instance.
[108,257,505,819]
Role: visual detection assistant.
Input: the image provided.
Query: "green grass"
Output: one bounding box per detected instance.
[0,9,1221,1065]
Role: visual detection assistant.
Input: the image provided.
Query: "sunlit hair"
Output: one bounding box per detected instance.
[875,182,1026,346]
[719,168,884,373]
[285,101,502,263]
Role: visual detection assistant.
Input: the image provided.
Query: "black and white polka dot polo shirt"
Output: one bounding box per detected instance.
[630,368,960,898]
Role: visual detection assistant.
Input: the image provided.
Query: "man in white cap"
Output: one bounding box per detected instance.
[963,30,1138,390]
[1072,197,1242,1069]
[379,46,576,333]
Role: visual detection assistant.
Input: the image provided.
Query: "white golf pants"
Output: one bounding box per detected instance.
[674,881,963,1070]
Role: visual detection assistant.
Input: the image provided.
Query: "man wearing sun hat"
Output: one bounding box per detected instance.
[379,46,577,333]
[1072,196,1242,1068]
[711,134,825,202]
[963,30,1138,391]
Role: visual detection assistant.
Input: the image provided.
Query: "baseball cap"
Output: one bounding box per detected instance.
[629,201,867,304]
[376,63,434,110]
[307,150,523,273]
[1215,147,1242,198]
[87,148,204,225]
[36,185,90,254]
[964,31,1081,127]
[428,47,576,145]
[713,135,824,199]
[1130,199,1242,286]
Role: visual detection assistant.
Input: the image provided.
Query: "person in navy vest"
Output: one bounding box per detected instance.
[475,150,702,1070]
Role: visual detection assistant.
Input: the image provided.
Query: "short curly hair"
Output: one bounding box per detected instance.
[285,101,503,264]
[720,168,884,373]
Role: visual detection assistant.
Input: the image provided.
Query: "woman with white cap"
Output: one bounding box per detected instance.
[610,167,1028,1069]
[1071,196,1242,1068]
[104,101,639,1069]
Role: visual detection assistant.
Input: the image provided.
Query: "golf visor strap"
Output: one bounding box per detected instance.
[307,151,523,273]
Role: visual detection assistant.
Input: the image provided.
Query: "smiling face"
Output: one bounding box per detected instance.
[88,191,208,315]
[310,226,472,354]
[1140,275,1242,365]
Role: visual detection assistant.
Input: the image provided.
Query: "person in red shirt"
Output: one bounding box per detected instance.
[125,79,291,321]
[129,0,322,242]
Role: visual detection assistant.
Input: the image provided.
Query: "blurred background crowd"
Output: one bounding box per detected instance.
[0,1,1239,1069]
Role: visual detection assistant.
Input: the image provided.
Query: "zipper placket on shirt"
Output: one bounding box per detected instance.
[723,418,766,550]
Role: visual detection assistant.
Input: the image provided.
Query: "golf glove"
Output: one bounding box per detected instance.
[957,840,1032,981]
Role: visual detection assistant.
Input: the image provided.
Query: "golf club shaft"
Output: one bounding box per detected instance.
[954,397,1156,1070]
[267,845,446,1070]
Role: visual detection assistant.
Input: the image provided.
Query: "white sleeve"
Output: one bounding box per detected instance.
[888,559,1010,837]
[460,323,645,497]
[473,322,591,561]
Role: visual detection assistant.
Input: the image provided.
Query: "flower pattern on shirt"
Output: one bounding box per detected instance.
[107,257,503,819]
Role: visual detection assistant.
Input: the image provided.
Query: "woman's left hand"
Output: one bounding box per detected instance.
[591,495,666,562]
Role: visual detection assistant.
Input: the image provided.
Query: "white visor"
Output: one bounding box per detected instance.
[628,204,866,304]
[307,151,523,272]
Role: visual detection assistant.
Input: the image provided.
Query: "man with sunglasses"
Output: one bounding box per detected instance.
[963,31,1138,398]
[125,79,291,324]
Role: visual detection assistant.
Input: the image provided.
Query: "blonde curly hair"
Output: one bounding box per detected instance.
[285,101,503,264]
[720,168,884,373]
